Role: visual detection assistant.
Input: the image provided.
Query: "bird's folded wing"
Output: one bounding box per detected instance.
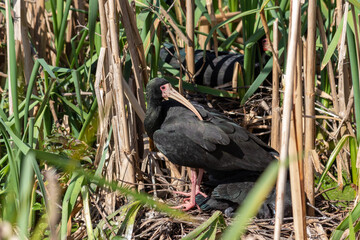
[161,118,230,152]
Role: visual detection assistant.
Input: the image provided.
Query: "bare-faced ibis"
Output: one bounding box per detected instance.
[160,40,269,88]
[195,181,292,218]
[195,171,292,218]
[144,78,278,210]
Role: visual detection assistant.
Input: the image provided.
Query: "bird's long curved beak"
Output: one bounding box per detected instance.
[162,84,203,121]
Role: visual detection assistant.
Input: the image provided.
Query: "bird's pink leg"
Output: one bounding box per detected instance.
[172,168,207,211]
[172,169,197,211]
[196,169,207,198]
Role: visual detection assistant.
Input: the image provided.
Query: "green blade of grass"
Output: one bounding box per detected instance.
[348,0,360,10]
[60,173,84,239]
[321,16,343,70]
[49,0,58,41]
[119,201,142,239]
[34,80,56,125]
[240,47,283,105]
[24,60,40,130]
[38,59,57,79]
[349,137,358,185]
[0,124,19,223]
[203,7,279,51]
[349,216,356,240]
[18,151,35,239]
[317,134,354,189]
[78,99,98,142]
[56,0,63,37]
[55,0,72,66]
[55,93,89,119]
[331,201,360,239]
[182,211,223,240]
[30,152,48,211]
[346,24,360,143]
[6,0,20,137]
[72,70,84,121]
[88,0,99,51]
[0,118,31,155]
[70,29,89,69]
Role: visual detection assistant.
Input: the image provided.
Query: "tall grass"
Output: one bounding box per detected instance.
[1,0,360,239]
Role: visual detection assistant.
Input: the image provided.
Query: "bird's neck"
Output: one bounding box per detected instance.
[144,101,165,138]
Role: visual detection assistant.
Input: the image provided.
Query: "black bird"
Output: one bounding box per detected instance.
[160,40,269,88]
[194,169,292,218]
[144,77,278,210]
[195,180,292,218]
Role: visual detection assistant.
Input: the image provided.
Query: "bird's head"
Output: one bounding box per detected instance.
[146,78,203,120]
[146,77,170,102]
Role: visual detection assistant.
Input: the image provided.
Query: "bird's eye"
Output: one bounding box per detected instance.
[160,85,166,90]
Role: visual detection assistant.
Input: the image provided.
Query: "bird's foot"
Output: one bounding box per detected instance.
[171,200,198,211]
[171,190,207,211]
[173,190,208,198]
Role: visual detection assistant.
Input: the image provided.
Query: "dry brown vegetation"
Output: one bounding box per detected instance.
[0,0,360,239]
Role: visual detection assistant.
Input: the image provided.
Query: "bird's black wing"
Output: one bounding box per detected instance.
[153,104,235,168]
[154,102,277,171]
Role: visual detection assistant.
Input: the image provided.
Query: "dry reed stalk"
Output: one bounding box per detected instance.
[289,118,306,240]
[336,0,343,33]
[304,0,317,216]
[43,10,57,66]
[317,8,339,114]
[198,11,242,25]
[109,0,135,186]
[337,2,349,117]
[117,1,148,187]
[332,88,354,139]
[159,20,184,94]
[118,0,147,107]
[143,17,160,54]
[271,18,281,152]
[45,169,60,240]
[174,0,184,47]
[49,100,61,131]
[336,2,350,190]
[98,0,108,48]
[217,0,232,37]
[94,90,113,167]
[160,7,190,47]
[14,0,33,84]
[95,1,111,169]
[74,0,85,30]
[105,143,116,214]
[123,79,146,122]
[296,35,307,239]
[234,20,244,48]
[206,0,218,55]
[185,0,195,83]
[259,10,281,74]
[165,160,183,191]
[295,34,303,175]
[94,47,106,132]
[34,0,47,59]
[232,62,240,93]
[273,0,301,238]
[198,22,210,50]
[65,10,73,48]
